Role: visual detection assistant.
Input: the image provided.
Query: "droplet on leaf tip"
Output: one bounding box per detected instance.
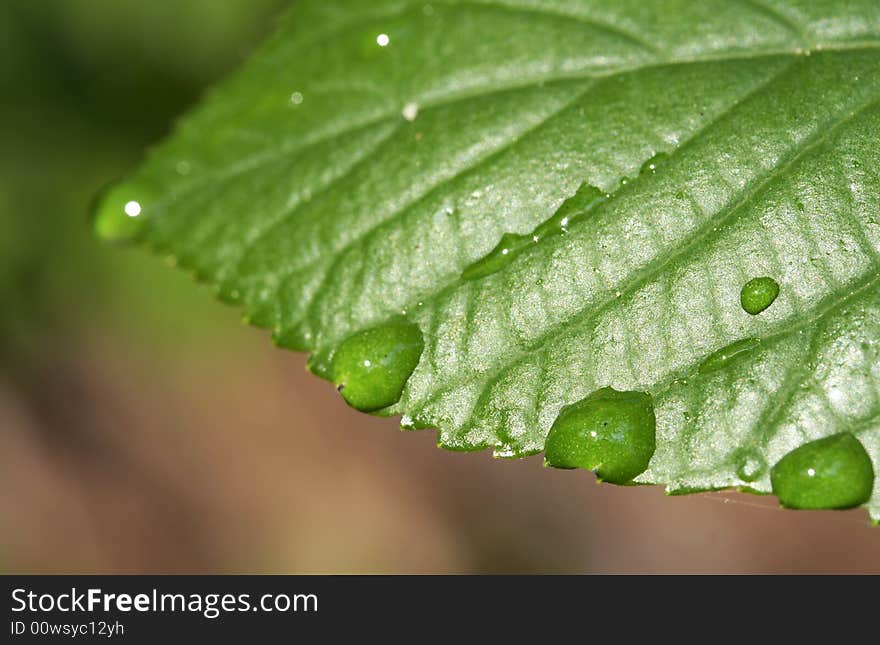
[92,178,157,243]
[330,318,424,412]
[544,387,656,484]
[770,433,874,510]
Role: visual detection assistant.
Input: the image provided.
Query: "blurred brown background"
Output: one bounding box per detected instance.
[1,0,879,574]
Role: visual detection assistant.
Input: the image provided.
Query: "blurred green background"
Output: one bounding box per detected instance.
[2,0,879,573]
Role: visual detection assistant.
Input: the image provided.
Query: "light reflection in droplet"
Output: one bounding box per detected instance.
[290,91,304,105]
[376,33,390,47]
[402,102,419,121]
[124,201,142,217]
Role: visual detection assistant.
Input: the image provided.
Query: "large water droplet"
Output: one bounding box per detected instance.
[740,277,779,315]
[698,338,760,374]
[544,387,656,484]
[92,178,158,243]
[770,432,874,509]
[330,318,424,412]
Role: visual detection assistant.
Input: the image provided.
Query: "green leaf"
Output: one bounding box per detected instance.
[96,0,880,521]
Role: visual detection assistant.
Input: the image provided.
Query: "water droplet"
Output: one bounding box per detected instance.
[544,387,656,484]
[698,338,760,374]
[740,276,779,315]
[639,152,669,175]
[402,102,419,122]
[461,232,530,281]
[770,433,874,509]
[461,183,605,281]
[330,318,424,412]
[289,91,304,105]
[733,448,766,482]
[175,161,191,175]
[92,178,157,243]
[376,33,390,47]
[534,183,604,239]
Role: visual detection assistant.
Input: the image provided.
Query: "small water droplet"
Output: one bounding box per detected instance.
[461,232,530,281]
[533,183,604,240]
[639,152,668,175]
[402,102,419,121]
[461,183,605,281]
[290,91,304,105]
[175,161,191,175]
[733,448,766,483]
[330,318,424,412]
[770,433,874,509]
[544,387,656,484]
[698,338,760,374]
[376,33,390,47]
[740,276,780,315]
[92,178,158,243]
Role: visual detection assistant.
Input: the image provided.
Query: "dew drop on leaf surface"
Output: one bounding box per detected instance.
[329,318,424,413]
[461,232,532,281]
[639,152,669,175]
[770,432,874,510]
[698,338,761,374]
[740,276,780,315]
[732,447,767,483]
[461,183,605,281]
[544,387,656,484]
[92,178,157,243]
